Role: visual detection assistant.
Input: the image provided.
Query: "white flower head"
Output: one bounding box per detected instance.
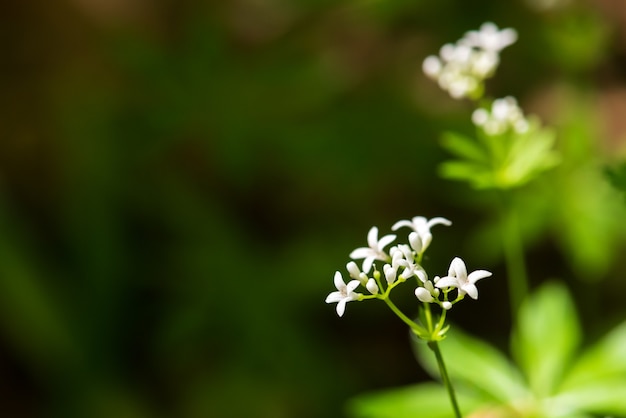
[435,257,492,300]
[423,22,517,99]
[472,96,529,136]
[325,271,362,317]
[349,227,396,274]
[461,22,518,53]
[392,216,451,254]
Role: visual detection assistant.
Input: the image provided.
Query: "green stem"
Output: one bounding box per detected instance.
[500,193,528,318]
[428,341,462,418]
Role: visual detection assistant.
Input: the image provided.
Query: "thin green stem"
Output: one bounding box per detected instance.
[428,341,462,418]
[500,193,528,318]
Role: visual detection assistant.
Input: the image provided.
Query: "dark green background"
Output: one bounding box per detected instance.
[1,0,625,417]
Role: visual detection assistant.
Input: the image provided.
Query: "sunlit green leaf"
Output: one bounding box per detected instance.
[413,328,527,403]
[552,379,626,415]
[511,282,581,397]
[560,321,626,389]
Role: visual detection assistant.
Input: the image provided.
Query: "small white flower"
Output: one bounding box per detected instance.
[422,55,442,78]
[462,22,518,53]
[392,216,451,254]
[390,244,422,280]
[325,271,362,317]
[442,301,453,310]
[366,278,379,295]
[349,227,396,274]
[435,257,492,300]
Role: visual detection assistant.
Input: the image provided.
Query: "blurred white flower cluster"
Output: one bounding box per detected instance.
[325,217,491,317]
[422,22,517,99]
[472,96,529,135]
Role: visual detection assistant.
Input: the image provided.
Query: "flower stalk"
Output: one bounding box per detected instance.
[428,340,463,418]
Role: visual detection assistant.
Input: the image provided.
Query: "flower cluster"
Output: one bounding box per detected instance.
[325,216,492,318]
[422,22,517,99]
[472,96,529,135]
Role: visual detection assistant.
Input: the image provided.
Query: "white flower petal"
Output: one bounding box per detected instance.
[378,234,396,251]
[336,299,348,317]
[435,276,459,289]
[349,247,373,260]
[367,227,379,248]
[346,280,361,293]
[463,283,479,300]
[449,257,468,279]
[325,291,343,303]
[468,269,492,284]
[333,271,345,290]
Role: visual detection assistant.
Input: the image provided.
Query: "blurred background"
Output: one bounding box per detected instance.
[1,0,626,417]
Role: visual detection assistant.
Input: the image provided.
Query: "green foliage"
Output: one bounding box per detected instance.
[605,161,626,201]
[439,118,559,190]
[348,282,626,418]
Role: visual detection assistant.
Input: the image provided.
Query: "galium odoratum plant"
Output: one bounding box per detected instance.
[424,22,560,317]
[326,216,492,418]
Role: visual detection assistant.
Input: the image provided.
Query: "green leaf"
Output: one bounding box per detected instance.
[346,382,483,418]
[605,161,626,197]
[440,131,488,163]
[438,161,495,189]
[561,320,626,389]
[511,282,581,397]
[552,379,626,415]
[413,328,527,403]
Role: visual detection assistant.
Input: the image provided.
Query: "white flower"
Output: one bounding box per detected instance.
[392,216,451,254]
[325,271,362,317]
[435,257,492,300]
[349,227,396,274]
[422,55,442,77]
[461,22,517,53]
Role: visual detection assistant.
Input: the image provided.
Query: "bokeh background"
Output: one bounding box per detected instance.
[2,0,626,417]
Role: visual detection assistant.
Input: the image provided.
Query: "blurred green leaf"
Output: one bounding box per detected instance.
[440,131,488,163]
[511,282,581,397]
[347,382,482,418]
[560,320,626,389]
[413,327,527,403]
[553,379,626,415]
[605,161,626,200]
